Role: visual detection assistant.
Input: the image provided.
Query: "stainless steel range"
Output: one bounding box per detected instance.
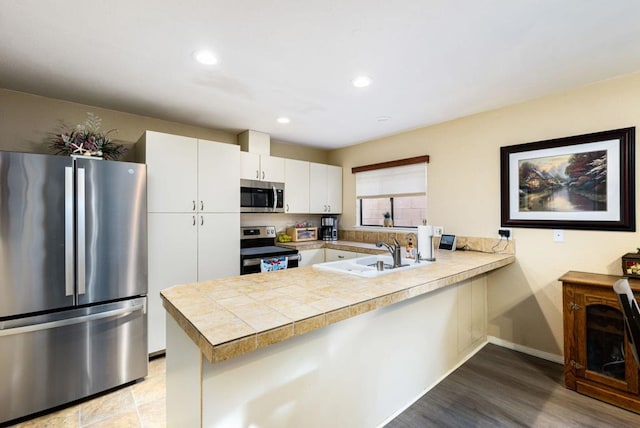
[240,226,300,275]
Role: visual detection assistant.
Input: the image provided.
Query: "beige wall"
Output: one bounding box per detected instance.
[5,73,640,357]
[270,139,329,163]
[0,89,328,164]
[329,72,640,357]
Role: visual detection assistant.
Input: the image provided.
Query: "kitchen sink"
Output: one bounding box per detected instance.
[313,254,430,278]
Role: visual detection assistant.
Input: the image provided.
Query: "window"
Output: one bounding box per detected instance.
[355,162,427,227]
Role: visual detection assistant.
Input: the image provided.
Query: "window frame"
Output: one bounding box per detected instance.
[353,156,429,229]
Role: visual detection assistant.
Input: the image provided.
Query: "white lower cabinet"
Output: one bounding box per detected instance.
[324,249,358,262]
[148,212,239,354]
[148,214,197,355]
[299,248,325,267]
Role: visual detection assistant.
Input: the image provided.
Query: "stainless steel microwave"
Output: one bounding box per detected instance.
[240,179,285,213]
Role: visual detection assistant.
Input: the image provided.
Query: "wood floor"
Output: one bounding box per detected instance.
[386,344,640,428]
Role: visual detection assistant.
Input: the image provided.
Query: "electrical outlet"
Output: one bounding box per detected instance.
[433,226,444,236]
[498,228,512,240]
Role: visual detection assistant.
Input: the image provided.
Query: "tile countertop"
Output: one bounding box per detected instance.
[160,250,515,364]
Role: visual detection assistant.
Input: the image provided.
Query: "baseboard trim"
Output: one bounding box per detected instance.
[377,340,488,428]
[487,336,564,364]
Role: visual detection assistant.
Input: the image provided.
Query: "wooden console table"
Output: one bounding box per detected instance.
[560,271,640,413]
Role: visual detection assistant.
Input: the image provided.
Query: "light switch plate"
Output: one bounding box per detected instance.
[433,226,444,237]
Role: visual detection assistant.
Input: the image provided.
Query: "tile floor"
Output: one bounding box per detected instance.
[8,357,166,428]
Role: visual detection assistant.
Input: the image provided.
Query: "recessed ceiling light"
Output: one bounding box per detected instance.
[276,117,291,124]
[193,50,218,65]
[377,116,391,122]
[352,75,372,88]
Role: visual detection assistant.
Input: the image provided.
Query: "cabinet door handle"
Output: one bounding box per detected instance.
[200,200,204,211]
[568,302,583,311]
[262,170,265,180]
[338,255,345,259]
[569,360,584,370]
[256,170,259,179]
[192,216,196,226]
[324,205,327,212]
[328,205,331,212]
[192,200,196,211]
[200,216,204,226]
[286,204,289,212]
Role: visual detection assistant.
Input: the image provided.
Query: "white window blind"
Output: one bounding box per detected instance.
[355,163,427,198]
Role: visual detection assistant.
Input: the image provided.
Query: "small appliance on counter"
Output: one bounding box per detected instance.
[320,216,338,241]
[286,227,319,242]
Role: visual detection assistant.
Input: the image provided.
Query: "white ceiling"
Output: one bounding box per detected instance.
[2,1,640,149]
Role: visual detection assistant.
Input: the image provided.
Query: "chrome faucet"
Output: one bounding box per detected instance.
[376,237,402,268]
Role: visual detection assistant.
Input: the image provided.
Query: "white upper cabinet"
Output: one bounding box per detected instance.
[327,165,343,214]
[198,140,240,213]
[240,152,260,181]
[140,131,198,213]
[284,159,310,213]
[138,131,239,213]
[309,163,342,214]
[240,152,285,182]
[260,155,285,182]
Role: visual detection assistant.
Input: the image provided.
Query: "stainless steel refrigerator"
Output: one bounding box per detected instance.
[0,152,148,424]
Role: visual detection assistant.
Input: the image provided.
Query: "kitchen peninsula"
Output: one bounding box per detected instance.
[161,248,515,427]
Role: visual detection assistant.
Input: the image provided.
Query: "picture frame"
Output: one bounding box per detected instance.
[500,127,635,231]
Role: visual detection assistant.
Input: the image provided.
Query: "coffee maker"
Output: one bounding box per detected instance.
[320,216,338,241]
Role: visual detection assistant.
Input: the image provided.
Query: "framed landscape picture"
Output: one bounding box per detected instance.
[500,127,635,231]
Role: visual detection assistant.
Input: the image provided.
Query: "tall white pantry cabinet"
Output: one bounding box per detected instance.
[137,131,240,354]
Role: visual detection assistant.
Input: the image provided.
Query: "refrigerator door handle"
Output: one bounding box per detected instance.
[0,304,145,338]
[77,167,86,295]
[64,166,75,297]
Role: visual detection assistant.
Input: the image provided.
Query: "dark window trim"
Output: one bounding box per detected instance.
[351,155,429,174]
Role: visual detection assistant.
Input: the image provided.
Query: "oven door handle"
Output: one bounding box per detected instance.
[242,253,301,267]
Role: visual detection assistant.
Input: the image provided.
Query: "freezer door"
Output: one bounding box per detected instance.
[0,297,148,424]
[75,158,147,304]
[0,152,75,318]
